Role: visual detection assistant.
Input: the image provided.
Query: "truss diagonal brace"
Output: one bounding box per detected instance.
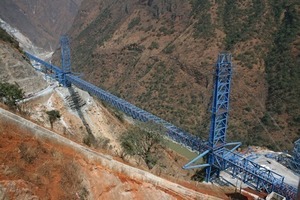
[183,150,210,169]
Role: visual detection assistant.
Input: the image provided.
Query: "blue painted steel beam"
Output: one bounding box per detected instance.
[183,53,233,181]
[60,35,72,87]
[183,150,210,169]
[65,73,206,152]
[60,35,71,73]
[214,150,296,199]
[25,52,63,74]
[25,52,64,83]
[26,51,297,200]
[183,53,297,199]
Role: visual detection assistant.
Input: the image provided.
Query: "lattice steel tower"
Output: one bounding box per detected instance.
[184,53,241,181]
[60,35,71,87]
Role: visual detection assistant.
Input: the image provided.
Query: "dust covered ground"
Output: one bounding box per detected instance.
[22,86,126,155]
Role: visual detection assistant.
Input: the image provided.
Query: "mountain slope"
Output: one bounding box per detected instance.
[0,0,82,50]
[63,0,300,151]
[0,27,47,94]
[0,109,228,200]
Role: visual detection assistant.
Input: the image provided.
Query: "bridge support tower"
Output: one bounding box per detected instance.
[60,35,72,87]
[183,53,241,181]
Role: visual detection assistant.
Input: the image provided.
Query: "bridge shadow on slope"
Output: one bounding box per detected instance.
[226,193,248,200]
[67,86,95,146]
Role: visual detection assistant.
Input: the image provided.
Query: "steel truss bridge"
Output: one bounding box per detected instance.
[25,36,297,199]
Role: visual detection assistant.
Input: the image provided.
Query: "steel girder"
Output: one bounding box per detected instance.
[216,149,284,190]
[182,53,297,199]
[65,74,207,152]
[26,51,297,199]
[25,52,64,83]
[215,149,296,199]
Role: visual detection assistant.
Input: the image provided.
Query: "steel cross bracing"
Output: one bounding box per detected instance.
[183,53,297,200]
[25,52,206,153]
[183,53,237,174]
[25,52,64,82]
[217,149,297,199]
[60,35,72,87]
[26,51,297,199]
[65,74,207,152]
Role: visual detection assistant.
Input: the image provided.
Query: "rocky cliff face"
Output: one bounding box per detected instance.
[0,0,82,50]
[62,0,300,151]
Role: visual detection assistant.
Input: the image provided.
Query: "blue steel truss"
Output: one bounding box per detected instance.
[25,52,64,83]
[26,52,207,153]
[208,53,232,148]
[183,53,239,178]
[65,74,207,152]
[60,35,72,87]
[60,35,71,73]
[25,51,297,199]
[183,53,297,200]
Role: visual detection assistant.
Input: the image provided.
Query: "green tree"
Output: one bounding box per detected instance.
[163,44,175,54]
[46,110,61,129]
[0,82,24,109]
[120,122,165,169]
[128,17,141,30]
[0,27,20,51]
[148,41,159,50]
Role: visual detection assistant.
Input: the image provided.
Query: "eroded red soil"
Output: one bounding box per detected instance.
[0,119,222,199]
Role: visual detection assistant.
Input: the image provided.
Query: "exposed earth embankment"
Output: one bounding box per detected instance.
[0,107,225,200]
